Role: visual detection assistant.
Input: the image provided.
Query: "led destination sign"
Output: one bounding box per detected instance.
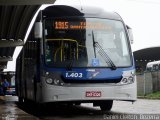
[54,21,112,30]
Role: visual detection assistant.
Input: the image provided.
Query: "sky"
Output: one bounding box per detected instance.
[53,0,160,51]
[4,0,160,71]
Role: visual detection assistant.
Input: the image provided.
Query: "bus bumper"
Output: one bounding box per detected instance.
[41,82,137,103]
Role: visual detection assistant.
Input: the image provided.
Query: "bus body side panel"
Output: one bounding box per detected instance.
[16,13,43,103]
[24,39,40,101]
[16,34,40,102]
[16,49,27,101]
[15,50,23,99]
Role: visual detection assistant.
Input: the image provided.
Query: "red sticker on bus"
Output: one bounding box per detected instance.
[86,91,101,97]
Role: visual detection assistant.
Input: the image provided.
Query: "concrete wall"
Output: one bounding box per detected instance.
[152,71,160,91]
[137,75,145,96]
[137,71,160,96]
[137,73,152,96]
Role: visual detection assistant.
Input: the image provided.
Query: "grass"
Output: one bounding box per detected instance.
[145,91,160,98]
[138,91,160,99]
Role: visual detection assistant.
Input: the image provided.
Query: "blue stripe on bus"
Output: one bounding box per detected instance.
[43,66,135,80]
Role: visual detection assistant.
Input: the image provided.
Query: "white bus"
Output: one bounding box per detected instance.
[146,61,160,72]
[16,5,137,111]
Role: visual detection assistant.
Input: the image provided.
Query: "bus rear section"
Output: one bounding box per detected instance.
[16,5,137,111]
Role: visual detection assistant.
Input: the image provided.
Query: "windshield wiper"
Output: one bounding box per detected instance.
[92,31,97,58]
[92,31,117,70]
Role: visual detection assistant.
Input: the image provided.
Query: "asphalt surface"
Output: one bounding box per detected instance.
[0,96,160,120]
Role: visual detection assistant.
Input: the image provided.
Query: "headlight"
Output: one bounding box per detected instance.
[121,78,128,83]
[45,77,64,86]
[53,79,60,85]
[46,78,53,84]
[121,76,134,84]
[128,76,134,83]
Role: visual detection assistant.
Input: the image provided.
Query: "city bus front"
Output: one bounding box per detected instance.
[40,15,137,110]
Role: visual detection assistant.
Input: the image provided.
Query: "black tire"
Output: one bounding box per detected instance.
[99,100,113,111]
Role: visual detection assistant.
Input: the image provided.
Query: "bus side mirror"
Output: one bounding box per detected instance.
[34,22,42,39]
[126,25,134,44]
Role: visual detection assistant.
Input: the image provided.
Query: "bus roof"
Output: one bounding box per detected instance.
[146,60,160,67]
[42,5,122,21]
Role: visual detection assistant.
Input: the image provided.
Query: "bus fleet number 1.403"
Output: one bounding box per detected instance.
[66,72,83,78]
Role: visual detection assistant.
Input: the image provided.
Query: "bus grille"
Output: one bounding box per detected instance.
[61,77,122,83]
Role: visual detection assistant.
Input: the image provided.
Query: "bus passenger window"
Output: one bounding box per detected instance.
[153,64,158,71]
[158,64,160,71]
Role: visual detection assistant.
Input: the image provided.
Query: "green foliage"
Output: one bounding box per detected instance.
[146,91,160,98]
[138,91,160,99]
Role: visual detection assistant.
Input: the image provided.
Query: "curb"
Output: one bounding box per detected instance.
[138,96,160,100]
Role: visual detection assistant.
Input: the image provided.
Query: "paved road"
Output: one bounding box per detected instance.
[112,99,160,114]
[0,96,160,120]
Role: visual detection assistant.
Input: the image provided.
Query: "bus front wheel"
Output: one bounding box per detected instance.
[99,100,113,111]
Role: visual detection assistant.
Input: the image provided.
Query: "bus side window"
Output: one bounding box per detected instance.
[152,65,154,71]
[159,64,160,71]
[153,64,158,71]
[146,67,151,72]
[152,65,155,71]
[156,64,159,71]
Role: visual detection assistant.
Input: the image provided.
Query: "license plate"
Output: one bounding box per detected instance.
[86,91,101,97]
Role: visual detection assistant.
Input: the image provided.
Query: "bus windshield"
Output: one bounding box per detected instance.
[44,17,132,68]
